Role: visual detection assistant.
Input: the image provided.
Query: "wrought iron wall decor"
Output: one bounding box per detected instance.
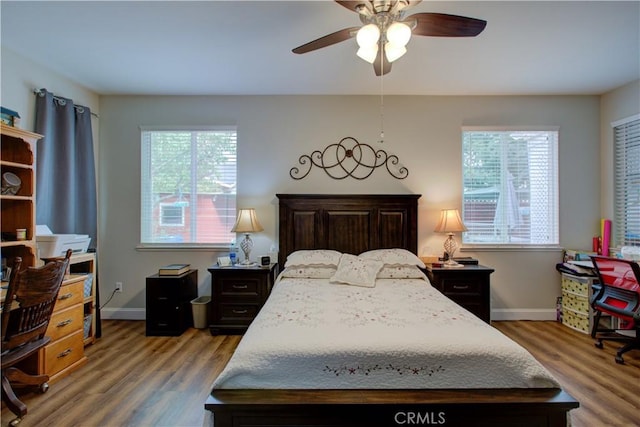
[289,137,408,180]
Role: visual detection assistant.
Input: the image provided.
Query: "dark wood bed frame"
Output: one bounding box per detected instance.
[205,194,578,427]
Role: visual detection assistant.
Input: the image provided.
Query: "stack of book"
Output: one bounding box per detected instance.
[158,264,190,276]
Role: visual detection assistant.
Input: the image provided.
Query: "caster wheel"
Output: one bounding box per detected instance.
[9,417,22,426]
[38,382,49,393]
[594,342,603,349]
[615,355,625,364]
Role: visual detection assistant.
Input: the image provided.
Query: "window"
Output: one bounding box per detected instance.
[613,115,640,247]
[140,127,237,246]
[462,128,559,245]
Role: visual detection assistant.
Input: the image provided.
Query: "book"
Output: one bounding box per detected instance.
[158,264,190,276]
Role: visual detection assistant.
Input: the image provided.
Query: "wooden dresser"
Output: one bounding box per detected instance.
[18,274,88,383]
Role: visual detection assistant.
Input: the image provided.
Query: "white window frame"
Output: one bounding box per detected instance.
[139,126,237,249]
[613,114,640,248]
[461,126,560,248]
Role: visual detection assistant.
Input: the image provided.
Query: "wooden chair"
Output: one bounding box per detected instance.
[589,255,640,364]
[1,249,72,426]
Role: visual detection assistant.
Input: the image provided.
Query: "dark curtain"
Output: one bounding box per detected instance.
[35,88,101,337]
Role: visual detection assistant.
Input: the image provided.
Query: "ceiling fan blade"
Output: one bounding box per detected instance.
[373,49,392,76]
[292,27,359,54]
[334,1,369,14]
[408,13,487,37]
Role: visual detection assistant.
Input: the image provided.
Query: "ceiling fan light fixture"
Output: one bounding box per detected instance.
[386,21,412,46]
[356,23,380,48]
[357,45,379,63]
[384,42,406,62]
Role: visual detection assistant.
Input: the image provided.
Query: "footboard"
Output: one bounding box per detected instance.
[205,389,578,427]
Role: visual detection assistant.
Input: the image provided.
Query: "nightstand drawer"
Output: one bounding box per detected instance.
[440,278,482,295]
[220,278,262,296]
[219,303,261,322]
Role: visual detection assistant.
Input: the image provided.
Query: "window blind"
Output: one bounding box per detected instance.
[140,127,237,246]
[614,116,640,247]
[462,128,559,245]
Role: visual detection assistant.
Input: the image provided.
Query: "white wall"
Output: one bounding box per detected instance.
[98,94,601,320]
[5,47,626,321]
[599,80,640,227]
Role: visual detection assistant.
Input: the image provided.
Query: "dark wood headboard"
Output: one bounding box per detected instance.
[276,194,420,268]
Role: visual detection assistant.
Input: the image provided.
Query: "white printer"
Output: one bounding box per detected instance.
[36,225,91,258]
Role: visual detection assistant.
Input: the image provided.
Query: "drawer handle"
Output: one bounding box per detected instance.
[56,319,73,327]
[57,348,72,358]
[58,293,74,300]
[453,285,469,290]
[157,297,169,301]
[232,309,248,314]
[232,284,248,289]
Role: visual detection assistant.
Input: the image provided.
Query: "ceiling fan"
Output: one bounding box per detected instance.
[292,0,487,76]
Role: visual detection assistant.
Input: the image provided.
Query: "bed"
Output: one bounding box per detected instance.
[205,194,578,427]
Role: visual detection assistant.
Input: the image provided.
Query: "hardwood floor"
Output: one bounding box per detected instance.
[1,320,638,427]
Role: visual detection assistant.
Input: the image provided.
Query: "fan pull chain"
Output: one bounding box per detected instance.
[379,44,385,144]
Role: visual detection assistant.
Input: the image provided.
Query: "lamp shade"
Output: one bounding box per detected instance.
[231,208,264,233]
[434,209,468,233]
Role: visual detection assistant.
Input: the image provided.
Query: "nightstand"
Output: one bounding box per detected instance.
[426,265,494,323]
[208,264,278,335]
[145,269,198,336]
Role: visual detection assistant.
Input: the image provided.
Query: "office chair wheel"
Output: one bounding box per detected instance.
[38,382,49,393]
[594,341,604,349]
[9,416,22,426]
[615,354,625,364]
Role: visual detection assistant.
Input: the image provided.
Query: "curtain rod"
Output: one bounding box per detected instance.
[33,89,99,118]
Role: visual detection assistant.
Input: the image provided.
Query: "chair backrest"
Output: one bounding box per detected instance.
[590,255,640,319]
[590,256,640,292]
[1,249,72,351]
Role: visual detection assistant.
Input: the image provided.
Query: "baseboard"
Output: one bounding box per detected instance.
[492,308,557,321]
[101,307,146,320]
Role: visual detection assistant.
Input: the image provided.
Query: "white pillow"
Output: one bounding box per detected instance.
[330,253,383,288]
[359,248,425,268]
[284,250,343,268]
[377,265,427,279]
[280,266,337,279]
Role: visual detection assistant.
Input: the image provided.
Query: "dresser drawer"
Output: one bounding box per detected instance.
[439,278,482,295]
[46,304,83,341]
[43,330,84,376]
[220,278,262,297]
[54,279,85,311]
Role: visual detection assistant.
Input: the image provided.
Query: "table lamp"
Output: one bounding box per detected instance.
[231,208,264,265]
[434,209,468,268]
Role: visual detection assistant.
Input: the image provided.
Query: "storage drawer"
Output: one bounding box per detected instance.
[562,308,590,334]
[561,275,590,297]
[54,279,85,311]
[439,278,482,295]
[220,278,262,297]
[561,291,589,314]
[43,330,84,376]
[219,303,260,323]
[46,304,83,341]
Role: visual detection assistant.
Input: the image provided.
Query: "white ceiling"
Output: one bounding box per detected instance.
[2,1,639,96]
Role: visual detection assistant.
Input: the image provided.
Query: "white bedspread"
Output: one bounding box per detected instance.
[212,275,559,390]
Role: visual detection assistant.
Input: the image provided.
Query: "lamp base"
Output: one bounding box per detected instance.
[443,258,465,268]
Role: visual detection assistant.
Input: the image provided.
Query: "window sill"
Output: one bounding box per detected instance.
[136,244,228,252]
[460,245,563,253]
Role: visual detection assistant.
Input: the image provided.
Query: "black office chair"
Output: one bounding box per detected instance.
[589,255,640,364]
[1,250,71,426]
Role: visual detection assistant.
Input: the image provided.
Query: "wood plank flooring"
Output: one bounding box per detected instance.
[2,320,638,427]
